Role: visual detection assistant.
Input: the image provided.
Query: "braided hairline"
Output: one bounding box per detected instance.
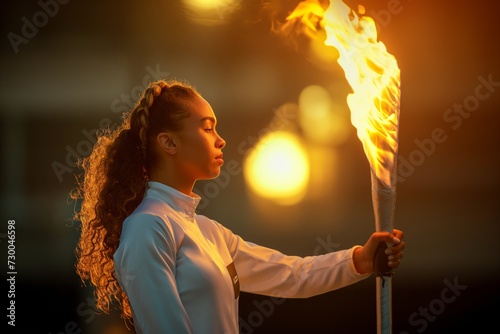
[135,81,168,150]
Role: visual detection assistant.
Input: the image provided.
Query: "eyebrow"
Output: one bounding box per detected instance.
[200,116,216,124]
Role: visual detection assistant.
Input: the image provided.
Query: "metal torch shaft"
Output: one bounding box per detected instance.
[371,171,396,334]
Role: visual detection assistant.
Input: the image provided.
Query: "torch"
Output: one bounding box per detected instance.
[324,4,401,334]
[284,1,401,332]
[323,2,401,333]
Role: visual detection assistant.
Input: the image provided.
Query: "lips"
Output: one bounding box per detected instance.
[215,153,224,164]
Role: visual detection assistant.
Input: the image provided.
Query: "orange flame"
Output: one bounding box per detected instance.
[285,0,401,189]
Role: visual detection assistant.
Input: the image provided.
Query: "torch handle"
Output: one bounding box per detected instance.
[371,171,396,334]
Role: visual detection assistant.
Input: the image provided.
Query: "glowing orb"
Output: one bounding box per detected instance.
[244,131,310,205]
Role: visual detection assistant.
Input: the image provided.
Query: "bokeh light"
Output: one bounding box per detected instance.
[243,131,310,205]
[308,37,340,69]
[181,0,241,26]
[298,85,350,146]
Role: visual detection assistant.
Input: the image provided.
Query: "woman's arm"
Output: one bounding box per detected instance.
[213,222,367,298]
[213,220,404,299]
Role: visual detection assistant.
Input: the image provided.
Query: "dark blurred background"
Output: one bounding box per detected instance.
[1,0,499,333]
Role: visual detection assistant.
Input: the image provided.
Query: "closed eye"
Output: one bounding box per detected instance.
[201,116,216,133]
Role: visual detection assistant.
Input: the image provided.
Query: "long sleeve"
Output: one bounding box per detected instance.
[113,181,370,333]
[113,213,193,334]
[206,219,370,298]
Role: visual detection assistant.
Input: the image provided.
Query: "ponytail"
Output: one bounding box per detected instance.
[73,124,145,320]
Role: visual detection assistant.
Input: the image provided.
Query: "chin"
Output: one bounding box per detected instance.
[209,170,222,179]
[200,169,221,180]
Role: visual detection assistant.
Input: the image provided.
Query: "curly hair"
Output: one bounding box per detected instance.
[71,79,200,322]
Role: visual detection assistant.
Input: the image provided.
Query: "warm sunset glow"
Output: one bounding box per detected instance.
[284,0,401,188]
[243,132,310,205]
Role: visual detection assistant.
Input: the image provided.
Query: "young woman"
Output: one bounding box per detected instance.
[73,79,405,333]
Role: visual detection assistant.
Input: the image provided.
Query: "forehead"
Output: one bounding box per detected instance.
[188,96,216,122]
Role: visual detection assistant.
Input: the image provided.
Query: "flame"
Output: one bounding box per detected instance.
[284,0,401,189]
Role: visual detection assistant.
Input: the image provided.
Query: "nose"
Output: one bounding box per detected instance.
[216,132,226,149]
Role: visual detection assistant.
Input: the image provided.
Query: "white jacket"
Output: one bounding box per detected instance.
[113,181,369,334]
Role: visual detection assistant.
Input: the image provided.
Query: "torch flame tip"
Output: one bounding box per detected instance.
[280,0,401,189]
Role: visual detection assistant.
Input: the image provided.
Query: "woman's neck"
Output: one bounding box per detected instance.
[149,166,195,196]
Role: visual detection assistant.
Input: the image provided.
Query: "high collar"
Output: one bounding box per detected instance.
[145,181,201,221]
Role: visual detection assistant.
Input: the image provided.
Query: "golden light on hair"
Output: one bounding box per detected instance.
[243,131,309,205]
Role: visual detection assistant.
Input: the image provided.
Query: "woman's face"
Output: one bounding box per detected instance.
[173,96,226,181]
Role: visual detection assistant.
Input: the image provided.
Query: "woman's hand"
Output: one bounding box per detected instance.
[353,229,405,275]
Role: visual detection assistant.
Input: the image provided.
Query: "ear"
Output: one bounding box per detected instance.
[156,132,177,155]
